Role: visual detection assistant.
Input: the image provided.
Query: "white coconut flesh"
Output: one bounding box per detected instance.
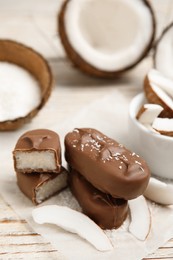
[148,69,173,98]
[137,103,163,124]
[14,150,57,172]
[64,0,154,71]
[128,196,151,241]
[152,118,173,132]
[144,177,173,205]
[150,84,173,110]
[155,25,173,80]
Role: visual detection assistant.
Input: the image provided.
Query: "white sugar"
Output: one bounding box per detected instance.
[0,62,41,121]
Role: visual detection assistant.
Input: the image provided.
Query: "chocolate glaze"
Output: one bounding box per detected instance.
[69,169,128,229]
[16,167,68,204]
[13,129,61,173]
[65,128,150,200]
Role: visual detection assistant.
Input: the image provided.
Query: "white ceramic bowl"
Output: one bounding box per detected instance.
[129,93,173,180]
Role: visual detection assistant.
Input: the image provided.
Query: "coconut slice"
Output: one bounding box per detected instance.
[152,117,173,136]
[148,69,173,98]
[59,0,155,78]
[136,103,163,124]
[128,196,151,241]
[154,23,173,80]
[144,177,173,205]
[144,69,173,118]
[32,205,113,251]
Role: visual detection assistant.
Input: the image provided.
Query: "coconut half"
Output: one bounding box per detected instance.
[59,0,155,78]
[154,23,173,80]
[144,69,173,118]
[0,40,53,131]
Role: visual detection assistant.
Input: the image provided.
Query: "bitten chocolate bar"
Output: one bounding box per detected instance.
[65,128,150,200]
[13,129,61,173]
[16,167,68,204]
[69,169,128,230]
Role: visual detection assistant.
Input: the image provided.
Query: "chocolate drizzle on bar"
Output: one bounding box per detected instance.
[13,129,61,173]
[22,135,50,149]
[15,129,60,151]
[73,128,145,173]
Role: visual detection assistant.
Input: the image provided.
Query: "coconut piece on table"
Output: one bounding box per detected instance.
[13,129,61,173]
[152,117,173,136]
[154,23,173,81]
[144,177,173,205]
[144,69,173,118]
[128,196,151,241]
[59,0,155,78]
[32,205,113,251]
[16,167,68,205]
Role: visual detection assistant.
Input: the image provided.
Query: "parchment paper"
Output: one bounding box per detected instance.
[1,90,173,260]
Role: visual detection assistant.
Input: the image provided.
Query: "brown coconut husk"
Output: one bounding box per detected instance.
[155,129,173,137]
[136,105,147,120]
[58,0,156,78]
[0,40,53,131]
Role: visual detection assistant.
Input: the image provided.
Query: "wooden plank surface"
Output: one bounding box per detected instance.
[0,195,64,259]
[0,0,173,259]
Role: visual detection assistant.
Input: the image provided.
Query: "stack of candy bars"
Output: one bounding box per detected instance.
[13,127,150,230]
[65,128,150,229]
[13,129,68,204]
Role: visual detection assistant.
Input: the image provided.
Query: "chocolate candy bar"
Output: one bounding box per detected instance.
[65,128,150,200]
[69,169,128,229]
[13,129,61,173]
[16,167,68,204]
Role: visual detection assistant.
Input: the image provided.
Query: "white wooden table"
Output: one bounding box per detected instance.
[0,1,173,259]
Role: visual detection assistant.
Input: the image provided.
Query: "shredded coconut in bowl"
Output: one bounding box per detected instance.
[0,62,41,121]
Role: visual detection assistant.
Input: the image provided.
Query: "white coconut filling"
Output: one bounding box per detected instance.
[151,83,173,110]
[15,151,57,171]
[155,26,173,80]
[36,171,67,204]
[148,69,173,98]
[64,0,153,71]
[0,62,41,121]
[152,118,173,132]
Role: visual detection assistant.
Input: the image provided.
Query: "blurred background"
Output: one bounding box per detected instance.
[0,0,173,124]
[0,0,172,60]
